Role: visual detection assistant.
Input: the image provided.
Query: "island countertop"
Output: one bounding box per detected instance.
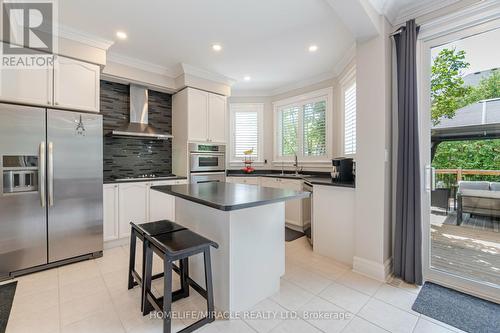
[151,182,310,211]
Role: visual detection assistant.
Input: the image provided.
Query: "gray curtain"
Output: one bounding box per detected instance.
[393,19,422,285]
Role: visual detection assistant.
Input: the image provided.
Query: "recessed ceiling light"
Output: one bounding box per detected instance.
[212,44,222,52]
[244,76,251,81]
[116,31,127,40]
[308,45,318,52]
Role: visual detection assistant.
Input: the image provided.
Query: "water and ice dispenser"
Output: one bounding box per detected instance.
[2,156,38,193]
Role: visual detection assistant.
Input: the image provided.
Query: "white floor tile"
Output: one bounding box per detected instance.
[60,289,114,326]
[196,319,255,333]
[59,275,107,303]
[270,318,322,333]
[283,265,332,294]
[270,279,315,311]
[373,284,418,314]
[298,296,353,333]
[61,310,125,333]
[413,318,460,333]
[338,271,383,296]
[6,304,60,333]
[357,299,418,333]
[341,316,389,333]
[243,298,287,333]
[58,260,101,286]
[319,282,370,314]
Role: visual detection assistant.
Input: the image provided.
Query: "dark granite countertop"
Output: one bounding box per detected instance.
[226,170,355,188]
[103,176,187,184]
[151,182,310,211]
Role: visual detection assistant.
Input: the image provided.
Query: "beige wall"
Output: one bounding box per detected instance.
[353,15,393,280]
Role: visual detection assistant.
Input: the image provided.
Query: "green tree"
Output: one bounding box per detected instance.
[431,48,470,125]
[461,70,500,105]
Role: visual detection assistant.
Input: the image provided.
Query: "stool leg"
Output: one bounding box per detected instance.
[142,241,154,316]
[163,257,173,333]
[127,228,137,290]
[203,249,215,322]
[180,258,190,298]
[140,237,147,311]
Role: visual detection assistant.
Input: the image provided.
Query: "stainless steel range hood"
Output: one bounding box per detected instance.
[112,84,173,139]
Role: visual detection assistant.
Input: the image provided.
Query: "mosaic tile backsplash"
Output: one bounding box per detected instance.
[101,81,173,181]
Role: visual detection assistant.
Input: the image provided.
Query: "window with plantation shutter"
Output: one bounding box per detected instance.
[344,82,356,155]
[303,100,326,156]
[275,87,332,162]
[229,103,263,162]
[279,105,299,156]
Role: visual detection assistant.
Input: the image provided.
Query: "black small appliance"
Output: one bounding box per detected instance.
[331,158,354,182]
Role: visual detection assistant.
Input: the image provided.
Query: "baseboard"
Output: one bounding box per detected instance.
[285,222,303,232]
[104,237,129,250]
[353,256,393,282]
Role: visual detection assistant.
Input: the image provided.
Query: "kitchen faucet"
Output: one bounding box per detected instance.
[293,152,300,175]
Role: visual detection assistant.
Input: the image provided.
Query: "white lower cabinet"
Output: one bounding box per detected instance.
[259,177,305,229]
[103,184,119,241]
[148,179,188,221]
[226,176,261,185]
[118,182,148,239]
[103,179,189,242]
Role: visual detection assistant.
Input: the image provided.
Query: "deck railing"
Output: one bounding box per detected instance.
[435,168,500,185]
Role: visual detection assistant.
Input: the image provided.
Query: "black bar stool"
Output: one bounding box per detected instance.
[128,220,187,310]
[143,229,219,333]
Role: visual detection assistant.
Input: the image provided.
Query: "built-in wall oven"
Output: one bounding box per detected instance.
[189,143,226,183]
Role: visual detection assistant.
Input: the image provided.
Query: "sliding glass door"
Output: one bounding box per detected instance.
[419,18,500,302]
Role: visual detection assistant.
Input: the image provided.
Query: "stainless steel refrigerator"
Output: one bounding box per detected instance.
[0,103,103,280]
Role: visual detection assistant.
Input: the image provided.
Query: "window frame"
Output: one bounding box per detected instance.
[229,103,264,164]
[273,87,333,164]
[340,66,356,157]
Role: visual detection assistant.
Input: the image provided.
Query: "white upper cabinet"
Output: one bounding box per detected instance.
[187,88,209,142]
[0,50,53,106]
[53,56,100,112]
[208,93,227,143]
[183,87,227,143]
[0,50,100,112]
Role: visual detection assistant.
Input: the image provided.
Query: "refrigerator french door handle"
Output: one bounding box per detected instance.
[39,142,46,207]
[48,142,54,206]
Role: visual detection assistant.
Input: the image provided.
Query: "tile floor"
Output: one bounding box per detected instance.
[2,237,466,333]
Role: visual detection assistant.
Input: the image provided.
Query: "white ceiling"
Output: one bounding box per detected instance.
[58,0,357,93]
[57,0,463,94]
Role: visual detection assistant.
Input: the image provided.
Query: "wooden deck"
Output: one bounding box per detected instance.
[430,211,500,286]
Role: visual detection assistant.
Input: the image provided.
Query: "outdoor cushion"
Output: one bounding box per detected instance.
[489,182,500,191]
[460,189,500,199]
[458,181,490,192]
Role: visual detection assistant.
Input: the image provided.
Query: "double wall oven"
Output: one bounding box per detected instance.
[189,143,226,183]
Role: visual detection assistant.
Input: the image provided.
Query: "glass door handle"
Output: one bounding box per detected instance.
[425,165,436,192]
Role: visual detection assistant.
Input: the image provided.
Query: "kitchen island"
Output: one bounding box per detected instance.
[151,182,309,312]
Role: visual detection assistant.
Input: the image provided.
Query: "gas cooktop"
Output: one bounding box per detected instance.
[114,174,178,181]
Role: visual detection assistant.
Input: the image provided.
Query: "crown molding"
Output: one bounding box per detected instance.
[333,43,356,76]
[106,52,177,77]
[393,0,460,26]
[57,25,114,50]
[419,0,500,41]
[180,63,236,86]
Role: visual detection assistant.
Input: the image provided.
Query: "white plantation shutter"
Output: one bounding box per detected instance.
[279,105,299,156]
[344,83,356,155]
[230,103,263,160]
[303,100,326,156]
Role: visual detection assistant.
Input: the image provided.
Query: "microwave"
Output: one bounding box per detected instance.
[189,143,226,172]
